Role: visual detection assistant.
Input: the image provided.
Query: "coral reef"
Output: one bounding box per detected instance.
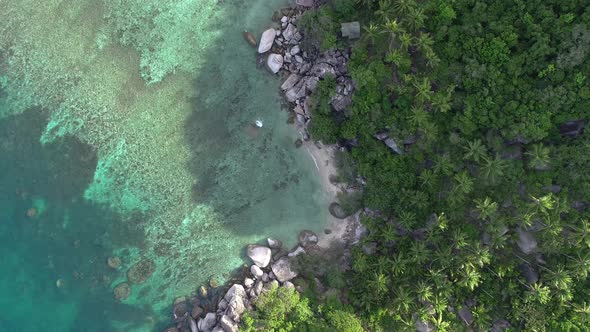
[107,256,121,269]
[127,259,156,284]
[113,282,131,300]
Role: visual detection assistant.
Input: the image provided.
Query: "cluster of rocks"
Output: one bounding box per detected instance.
[252,9,354,142]
[165,230,321,332]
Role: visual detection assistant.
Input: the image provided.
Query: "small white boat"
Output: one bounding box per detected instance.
[255,120,263,128]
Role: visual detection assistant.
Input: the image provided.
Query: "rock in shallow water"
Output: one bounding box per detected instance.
[258,28,276,53]
[242,31,257,47]
[266,53,284,74]
[251,264,263,278]
[247,244,272,267]
[329,202,348,219]
[298,230,318,247]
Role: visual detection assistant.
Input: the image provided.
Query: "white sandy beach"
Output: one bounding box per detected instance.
[301,141,355,248]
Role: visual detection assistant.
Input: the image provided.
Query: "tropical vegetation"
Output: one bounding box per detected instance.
[266,0,590,330]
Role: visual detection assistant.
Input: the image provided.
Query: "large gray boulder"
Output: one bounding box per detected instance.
[189,316,198,332]
[331,94,352,112]
[250,264,263,278]
[458,306,473,326]
[224,284,248,322]
[309,62,336,78]
[244,277,254,288]
[266,54,284,74]
[271,257,298,282]
[341,22,361,39]
[197,313,217,332]
[281,73,301,91]
[282,23,297,42]
[285,76,318,102]
[247,245,272,267]
[288,246,306,257]
[517,228,537,254]
[254,280,264,296]
[258,29,276,53]
[220,315,238,332]
[384,138,403,154]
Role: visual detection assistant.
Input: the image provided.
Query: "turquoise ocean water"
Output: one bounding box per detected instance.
[0,1,327,330]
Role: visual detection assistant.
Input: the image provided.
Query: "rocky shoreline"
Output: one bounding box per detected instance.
[165,227,361,332]
[164,3,363,331]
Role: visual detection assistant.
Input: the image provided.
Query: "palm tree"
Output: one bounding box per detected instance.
[419,169,437,190]
[570,252,590,279]
[469,243,491,267]
[529,193,556,215]
[404,6,426,32]
[381,223,397,242]
[568,219,590,248]
[413,32,434,54]
[434,153,454,176]
[375,0,393,23]
[398,210,417,229]
[410,241,430,265]
[421,120,439,143]
[457,265,482,291]
[416,281,433,302]
[399,32,413,51]
[362,23,381,46]
[452,229,468,249]
[431,87,453,112]
[480,153,507,184]
[474,197,498,220]
[425,49,441,68]
[385,49,410,70]
[573,301,590,318]
[454,171,474,195]
[433,246,453,269]
[413,77,433,103]
[382,18,405,51]
[368,272,390,296]
[525,143,550,170]
[391,253,407,277]
[463,139,487,163]
[408,104,428,127]
[546,265,572,291]
[393,0,417,16]
[392,286,413,314]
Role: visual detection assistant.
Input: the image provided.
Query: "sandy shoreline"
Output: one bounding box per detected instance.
[300,141,356,249]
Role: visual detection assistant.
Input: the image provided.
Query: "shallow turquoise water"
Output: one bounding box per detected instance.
[0,1,327,331]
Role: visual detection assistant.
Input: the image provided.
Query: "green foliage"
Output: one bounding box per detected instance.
[296,0,590,330]
[243,284,313,332]
[243,282,365,332]
[308,76,340,143]
[324,308,364,332]
[337,190,363,216]
[298,8,339,54]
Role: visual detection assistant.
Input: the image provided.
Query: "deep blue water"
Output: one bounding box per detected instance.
[0,109,160,331]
